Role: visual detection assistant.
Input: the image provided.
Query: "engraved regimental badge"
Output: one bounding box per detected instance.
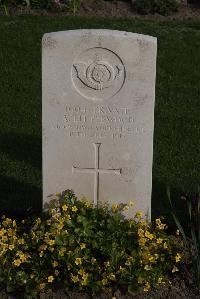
[72,47,125,100]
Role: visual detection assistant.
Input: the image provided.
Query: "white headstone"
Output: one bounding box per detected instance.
[42,29,157,217]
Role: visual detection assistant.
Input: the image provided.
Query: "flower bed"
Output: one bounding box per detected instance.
[0,190,186,298]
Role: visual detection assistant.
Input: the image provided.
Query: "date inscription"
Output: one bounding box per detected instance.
[54,105,144,139]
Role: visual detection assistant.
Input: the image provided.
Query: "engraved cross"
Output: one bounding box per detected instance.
[72,143,121,206]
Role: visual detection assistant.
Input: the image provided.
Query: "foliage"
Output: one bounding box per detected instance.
[0,0,17,15]
[167,186,200,288]
[0,190,184,298]
[132,0,178,16]
[67,0,81,15]
[0,0,81,14]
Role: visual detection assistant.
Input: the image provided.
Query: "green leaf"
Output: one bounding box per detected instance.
[6,283,15,293]
[55,236,63,245]
[128,284,137,294]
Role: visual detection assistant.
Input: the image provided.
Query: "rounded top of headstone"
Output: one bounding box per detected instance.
[42,29,157,45]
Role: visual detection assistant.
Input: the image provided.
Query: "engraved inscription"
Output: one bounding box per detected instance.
[54,105,145,139]
[72,48,125,100]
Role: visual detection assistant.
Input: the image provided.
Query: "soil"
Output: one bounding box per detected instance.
[4,1,200,21]
[0,278,199,299]
[39,280,200,299]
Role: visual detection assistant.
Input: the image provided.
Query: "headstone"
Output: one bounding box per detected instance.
[42,29,157,217]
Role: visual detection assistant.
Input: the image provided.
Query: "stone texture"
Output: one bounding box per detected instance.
[42,29,157,217]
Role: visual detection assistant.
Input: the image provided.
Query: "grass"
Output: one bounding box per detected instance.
[0,16,200,224]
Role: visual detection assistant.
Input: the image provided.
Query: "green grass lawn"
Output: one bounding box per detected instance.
[0,16,199,224]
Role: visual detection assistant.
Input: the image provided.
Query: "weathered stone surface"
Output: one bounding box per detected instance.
[42,29,157,217]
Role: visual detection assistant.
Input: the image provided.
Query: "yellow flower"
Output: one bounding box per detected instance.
[71,274,79,283]
[156,238,163,244]
[80,243,86,249]
[101,278,108,285]
[175,253,181,263]
[57,223,64,230]
[91,257,96,264]
[155,218,166,230]
[157,277,163,284]
[62,205,68,211]
[125,256,134,266]
[138,237,146,246]
[19,253,27,263]
[138,276,143,284]
[123,205,129,212]
[75,258,82,265]
[163,242,168,249]
[13,259,21,267]
[144,231,154,240]
[144,265,151,271]
[52,261,58,268]
[81,275,88,286]
[18,238,25,245]
[172,265,179,273]
[39,251,44,257]
[159,223,166,230]
[155,218,162,225]
[81,197,93,208]
[39,244,47,251]
[111,204,119,212]
[138,228,144,237]
[108,273,116,281]
[47,220,51,226]
[78,268,85,276]
[47,275,54,283]
[143,282,151,292]
[135,211,143,218]
[72,206,78,212]
[129,200,135,207]
[104,261,110,267]
[39,283,46,290]
[7,229,13,236]
[149,255,155,262]
[0,228,6,237]
[2,218,12,226]
[139,220,148,227]
[58,247,66,257]
[119,266,125,272]
[65,214,71,221]
[48,240,55,246]
[9,245,14,250]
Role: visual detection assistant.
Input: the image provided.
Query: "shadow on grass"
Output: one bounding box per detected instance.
[0,133,41,169]
[0,175,42,218]
[152,179,193,234]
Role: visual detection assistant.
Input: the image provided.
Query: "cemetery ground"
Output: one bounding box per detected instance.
[0,16,200,298]
[2,1,200,21]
